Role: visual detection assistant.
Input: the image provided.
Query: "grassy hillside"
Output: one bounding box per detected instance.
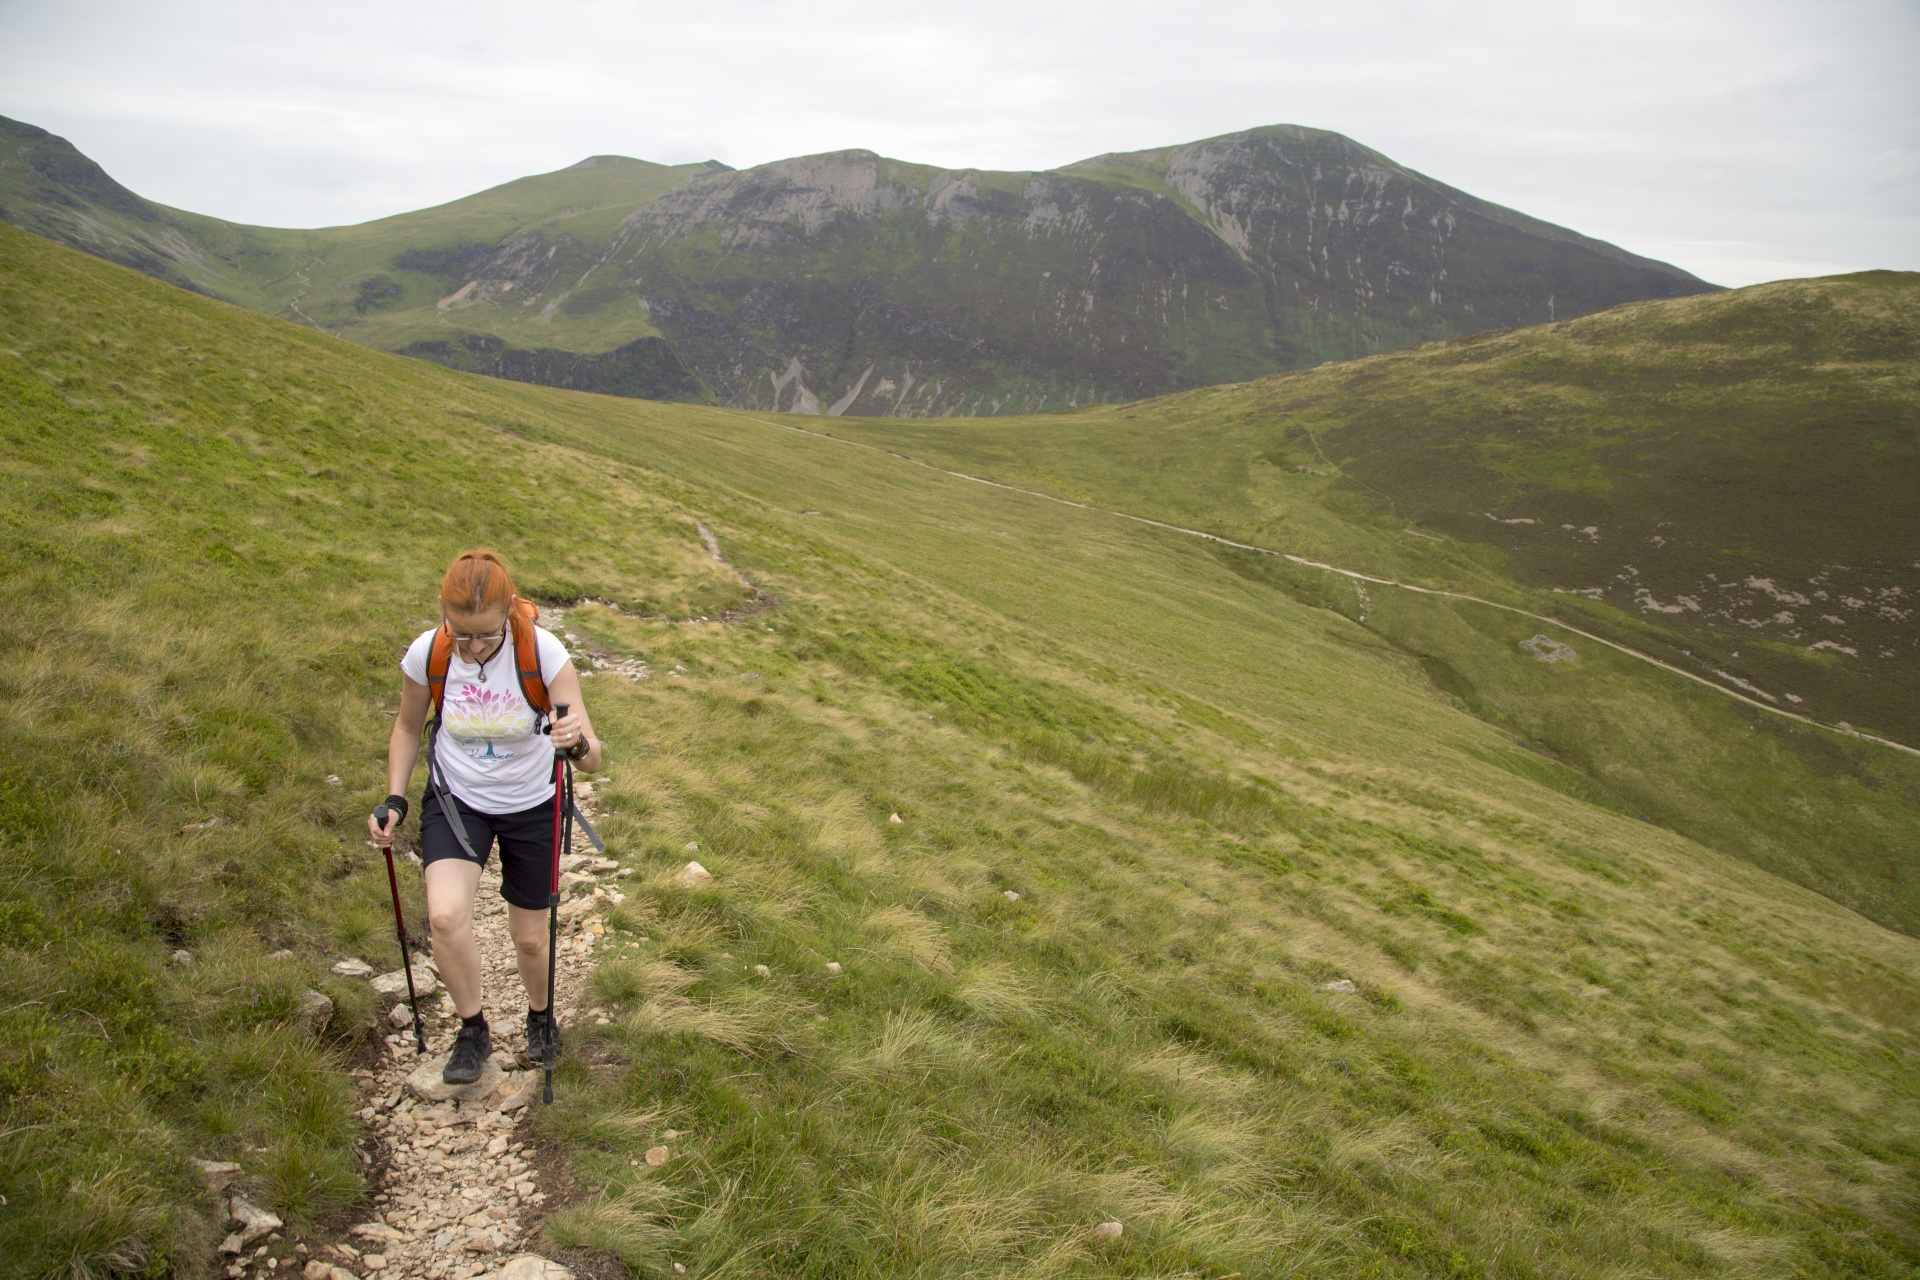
[819,274,1920,935]
[2,115,1712,416]
[0,114,721,385]
[2,225,1916,1279]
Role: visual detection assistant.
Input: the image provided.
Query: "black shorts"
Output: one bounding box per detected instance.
[420,790,556,910]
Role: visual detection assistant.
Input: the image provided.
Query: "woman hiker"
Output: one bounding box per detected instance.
[368,549,603,1085]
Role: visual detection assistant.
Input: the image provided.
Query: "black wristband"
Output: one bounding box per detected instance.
[379,794,410,824]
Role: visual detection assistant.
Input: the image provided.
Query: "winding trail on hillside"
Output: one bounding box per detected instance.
[284,255,332,334]
[721,411,1920,761]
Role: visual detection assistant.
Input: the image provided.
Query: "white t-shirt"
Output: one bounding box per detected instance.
[401,625,572,814]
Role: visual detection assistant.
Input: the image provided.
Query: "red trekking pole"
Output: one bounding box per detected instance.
[542,703,571,1104]
[372,803,427,1054]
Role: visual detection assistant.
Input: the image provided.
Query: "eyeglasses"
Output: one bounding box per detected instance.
[448,625,508,644]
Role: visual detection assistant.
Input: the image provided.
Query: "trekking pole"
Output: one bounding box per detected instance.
[372,804,427,1054]
[542,703,570,1105]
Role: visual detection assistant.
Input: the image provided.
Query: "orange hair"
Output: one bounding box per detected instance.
[439,548,516,616]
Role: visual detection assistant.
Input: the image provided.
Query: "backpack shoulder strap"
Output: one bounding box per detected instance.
[509,597,551,716]
[425,623,455,720]
[420,629,479,860]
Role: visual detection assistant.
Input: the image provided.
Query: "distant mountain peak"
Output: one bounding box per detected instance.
[565,154,735,174]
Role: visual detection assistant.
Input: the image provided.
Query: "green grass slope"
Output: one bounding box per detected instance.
[0,113,720,393]
[3,114,1712,416]
[820,274,1920,935]
[215,154,729,359]
[0,114,262,302]
[3,225,1917,1278]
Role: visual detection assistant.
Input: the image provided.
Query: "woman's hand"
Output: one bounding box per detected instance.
[367,795,408,848]
[550,707,587,754]
[368,808,399,847]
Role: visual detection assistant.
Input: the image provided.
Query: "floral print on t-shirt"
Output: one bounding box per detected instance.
[443,683,536,762]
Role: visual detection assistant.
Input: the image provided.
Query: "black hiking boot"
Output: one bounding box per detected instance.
[523,1007,561,1068]
[443,1021,491,1085]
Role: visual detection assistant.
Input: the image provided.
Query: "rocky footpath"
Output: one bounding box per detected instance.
[211,780,627,1280]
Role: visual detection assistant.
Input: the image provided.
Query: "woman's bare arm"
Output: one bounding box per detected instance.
[369,676,431,845]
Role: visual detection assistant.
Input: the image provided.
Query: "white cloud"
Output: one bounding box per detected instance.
[1,0,1914,284]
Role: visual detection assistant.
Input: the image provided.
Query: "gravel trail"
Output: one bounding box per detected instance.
[304,781,623,1280]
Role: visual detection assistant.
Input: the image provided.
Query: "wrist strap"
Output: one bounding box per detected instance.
[381,793,410,823]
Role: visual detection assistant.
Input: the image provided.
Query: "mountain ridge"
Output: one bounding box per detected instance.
[1,112,1716,414]
[1062,123,1688,273]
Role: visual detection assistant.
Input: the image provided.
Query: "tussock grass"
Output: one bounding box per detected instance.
[1126,1043,1260,1104]
[838,1160,1050,1266]
[839,1010,975,1081]
[541,1184,679,1264]
[601,897,659,937]
[590,956,697,1007]
[645,910,728,964]
[615,997,762,1056]
[540,1101,663,1152]
[859,904,954,975]
[953,961,1044,1022]
[1158,1107,1264,1180]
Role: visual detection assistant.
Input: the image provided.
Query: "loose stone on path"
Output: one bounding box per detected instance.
[193,1157,243,1191]
[372,964,442,1000]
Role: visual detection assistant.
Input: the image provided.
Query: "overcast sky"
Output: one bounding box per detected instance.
[1,0,1914,286]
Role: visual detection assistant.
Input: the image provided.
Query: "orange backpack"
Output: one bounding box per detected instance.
[424,596,551,723]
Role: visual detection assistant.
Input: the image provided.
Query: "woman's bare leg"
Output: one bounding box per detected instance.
[506,903,553,1012]
[424,859,484,1018]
